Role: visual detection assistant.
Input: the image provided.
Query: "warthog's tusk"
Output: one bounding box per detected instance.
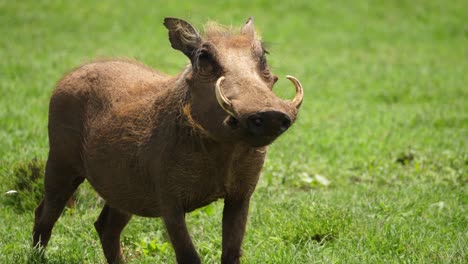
[286,75,304,109]
[215,76,236,117]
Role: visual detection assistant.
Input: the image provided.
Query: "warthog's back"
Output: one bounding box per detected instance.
[53,59,167,118]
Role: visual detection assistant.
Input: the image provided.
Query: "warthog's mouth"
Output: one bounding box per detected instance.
[245,135,278,148]
[224,115,284,147]
[224,115,240,129]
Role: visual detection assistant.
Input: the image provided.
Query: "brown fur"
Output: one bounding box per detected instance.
[33,18,300,264]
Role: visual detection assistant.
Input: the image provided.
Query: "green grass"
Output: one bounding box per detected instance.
[0,0,466,263]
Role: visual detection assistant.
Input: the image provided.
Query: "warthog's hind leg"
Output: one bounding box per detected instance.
[94,204,132,264]
[32,158,84,249]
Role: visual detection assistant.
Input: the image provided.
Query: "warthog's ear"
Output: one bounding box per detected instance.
[164,17,202,60]
[241,17,255,39]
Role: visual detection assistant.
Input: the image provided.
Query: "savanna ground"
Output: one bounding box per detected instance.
[0,0,466,263]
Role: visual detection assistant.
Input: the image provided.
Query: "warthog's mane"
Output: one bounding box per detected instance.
[203,22,241,39]
[189,22,265,73]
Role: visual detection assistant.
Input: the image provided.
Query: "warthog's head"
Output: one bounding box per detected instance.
[164,17,303,147]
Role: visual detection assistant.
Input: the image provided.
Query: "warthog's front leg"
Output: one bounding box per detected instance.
[221,197,251,264]
[94,204,132,264]
[162,207,200,264]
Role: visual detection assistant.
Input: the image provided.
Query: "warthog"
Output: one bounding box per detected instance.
[33,17,303,263]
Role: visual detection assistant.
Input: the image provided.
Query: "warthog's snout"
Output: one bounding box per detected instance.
[215,75,303,147]
[246,111,291,137]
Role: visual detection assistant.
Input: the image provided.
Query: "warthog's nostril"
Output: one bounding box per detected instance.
[246,111,291,137]
[280,116,291,132]
[247,114,264,136]
[252,117,263,127]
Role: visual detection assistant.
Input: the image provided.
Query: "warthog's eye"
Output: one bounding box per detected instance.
[194,44,222,78]
[259,54,272,82]
[198,53,214,72]
[259,55,267,69]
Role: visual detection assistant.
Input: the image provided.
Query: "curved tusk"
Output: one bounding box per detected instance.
[215,76,236,117]
[286,75,304,109]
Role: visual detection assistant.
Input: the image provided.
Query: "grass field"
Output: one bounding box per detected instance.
[0,0,466,263]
